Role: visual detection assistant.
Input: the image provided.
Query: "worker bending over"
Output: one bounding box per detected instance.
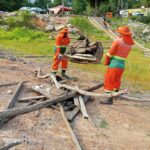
[51,28,70,78]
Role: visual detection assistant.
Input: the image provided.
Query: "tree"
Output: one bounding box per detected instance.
[72,0,87,14]
[0,0,28,11]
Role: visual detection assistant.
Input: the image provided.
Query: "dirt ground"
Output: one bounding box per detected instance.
[0,57,150,150]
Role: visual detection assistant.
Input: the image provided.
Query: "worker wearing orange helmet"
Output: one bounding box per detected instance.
[101,26,134,104]
[51,28,70,78]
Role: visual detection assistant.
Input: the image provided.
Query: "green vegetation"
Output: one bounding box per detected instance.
[99,119,109,128]
[70,17,111,41]
[0,27,55,55]
[70,16,150,90]
[0,11,34,29]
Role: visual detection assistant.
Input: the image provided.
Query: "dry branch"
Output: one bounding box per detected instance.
[49,73,127,98]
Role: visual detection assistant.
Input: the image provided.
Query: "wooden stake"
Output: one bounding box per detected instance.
[78,96,89,119]
[59,104,82,150]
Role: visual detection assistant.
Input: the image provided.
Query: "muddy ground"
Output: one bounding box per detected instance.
[0,57,150,150]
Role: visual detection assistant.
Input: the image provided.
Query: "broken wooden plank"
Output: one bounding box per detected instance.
[0,141,22,150]
[66,54,97,61]
[74,96,80,106]
[75,54,95,58]
[7,81,23,109]
[78,96,89,119]
[18,95,46,102]
[59,104,82,150]
[67,96,90,121]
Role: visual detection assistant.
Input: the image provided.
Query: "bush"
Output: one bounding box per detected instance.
[4,11,34,29]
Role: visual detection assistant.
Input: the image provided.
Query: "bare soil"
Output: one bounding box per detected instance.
[0,58,150,150]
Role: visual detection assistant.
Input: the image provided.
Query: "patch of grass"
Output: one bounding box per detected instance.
[70,16,111,41]
[99,119,109,128]
[0,27,55,55]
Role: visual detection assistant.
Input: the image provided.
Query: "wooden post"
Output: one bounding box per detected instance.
[59,104,82,150]
[78,96,89,119]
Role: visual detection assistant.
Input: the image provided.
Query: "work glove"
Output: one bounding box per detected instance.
[58,54,63,60]
[104,55,111,65]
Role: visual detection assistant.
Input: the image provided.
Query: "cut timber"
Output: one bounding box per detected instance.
[67,96,90,121]
[49,73,127,98]
[0,141,22,150]
[7,81,23,109]
[74,97,80,106]
[75,54,94,58]
[0,92,76,128]
[18,95,46,102]
[66,54,96,61]
[78,96,89,119]
[59,104,82,150]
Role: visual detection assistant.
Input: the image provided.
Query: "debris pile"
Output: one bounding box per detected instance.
[67,36,104,63]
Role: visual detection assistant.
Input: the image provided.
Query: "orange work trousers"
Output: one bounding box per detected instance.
[52,54,68,72]
[104,68,124,92]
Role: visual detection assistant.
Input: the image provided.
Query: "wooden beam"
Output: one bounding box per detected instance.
[59,104,82,150]
[7,81,23,109]
[78,96,89,119]
[0,141,22,150]
[67,96,90,121]
[74,97,80,106]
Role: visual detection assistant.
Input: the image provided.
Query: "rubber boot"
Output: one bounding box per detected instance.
[61,70,70,79]
[61,70,78,81]
[100,97,113,105]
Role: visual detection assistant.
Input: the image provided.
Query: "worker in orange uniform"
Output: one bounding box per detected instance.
[51,28,70,78]
[101,26,134,105]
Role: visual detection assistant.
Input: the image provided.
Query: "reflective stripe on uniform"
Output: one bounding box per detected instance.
[112,55,126,61]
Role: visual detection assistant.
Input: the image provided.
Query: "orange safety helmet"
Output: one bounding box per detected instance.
[116,26,132,35]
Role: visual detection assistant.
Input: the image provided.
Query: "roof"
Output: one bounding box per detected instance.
[49,5,73,14]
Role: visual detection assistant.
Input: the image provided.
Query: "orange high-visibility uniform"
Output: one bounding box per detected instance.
[104,35,134,92]
[51,30,70,72]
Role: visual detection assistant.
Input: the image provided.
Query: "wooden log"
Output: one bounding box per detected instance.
[78,96,89,119]
[59,104,82,150]
[18,95,46,102]
[67,96,90,121]
[0,92,75,128]
[1,81,28,127]
[7,81,23,109]
[0,141,22,150]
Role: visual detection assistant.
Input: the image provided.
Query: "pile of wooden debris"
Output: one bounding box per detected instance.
[66,36,104,63]
[1,68,149,149]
